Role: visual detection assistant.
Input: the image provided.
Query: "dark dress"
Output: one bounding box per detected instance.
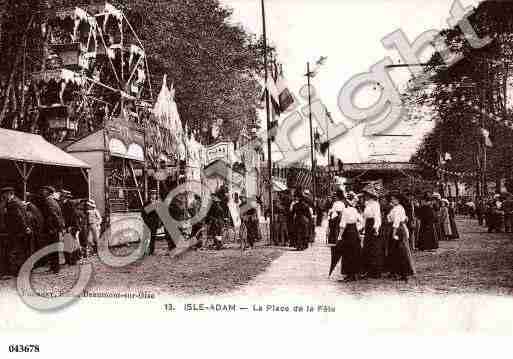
[448,207,460,239]
[361,218,384,278]
[388,222,416,278]
[292,200,312,250]
[433,202,444,241]
[340,223,361,276]
[416,205,439,251]
[380,204,393,274]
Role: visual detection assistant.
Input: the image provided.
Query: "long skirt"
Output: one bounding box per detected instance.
[295,216,310,250]
[361,219,384,277]
[341,224,361,276]
[417,221,439,251]
[388,223,416,277]
[381,222,394,273]
[328,217,341,245]
[435,219,444,241]
[449,216,460,239]
[441,218,452,239]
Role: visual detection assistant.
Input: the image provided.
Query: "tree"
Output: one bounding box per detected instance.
[0,0,266,144]
[413,0,513,193]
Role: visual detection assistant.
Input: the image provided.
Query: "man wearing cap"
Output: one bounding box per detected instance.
[0,187,32,277]
[39,186,65,274]
[291,189,313,251]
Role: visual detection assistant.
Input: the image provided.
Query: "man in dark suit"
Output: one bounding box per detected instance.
[141,191,161,256]
[39,186,65,274]
[0,187,32,277]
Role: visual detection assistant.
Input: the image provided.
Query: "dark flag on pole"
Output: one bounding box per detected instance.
[275,64,295,113]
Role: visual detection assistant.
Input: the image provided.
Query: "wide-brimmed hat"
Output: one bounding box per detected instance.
[40,185,56,193]
[60,189,72,197]
[85,199,96,208]
[441,198,449,205]
[0,186,15,195]
[362,187,379,198]
[432,192,441,200]
[361,180,384,199]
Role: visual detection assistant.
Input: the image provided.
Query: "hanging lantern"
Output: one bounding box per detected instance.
[40,104,78,131]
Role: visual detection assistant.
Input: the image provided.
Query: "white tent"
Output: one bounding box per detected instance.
[152,74,183,153]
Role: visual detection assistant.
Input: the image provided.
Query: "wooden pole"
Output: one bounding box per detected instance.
[261,0,273,246]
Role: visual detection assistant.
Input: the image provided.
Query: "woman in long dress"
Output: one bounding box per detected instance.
[440,199,453,240]
[416,195,439,251]
[337,193,363,281]
[380,197,394,276]
[432,193,444,241]
[361,189,383,279]
[448,201,460,239]
[387,193,416,282]
[327,190,346,246]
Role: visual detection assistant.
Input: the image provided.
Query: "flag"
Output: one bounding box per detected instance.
[275,65,295,112]
[314,129,321,152]
[316,56,328,66]
[257,74,280,108]
[320,141,330,155]
[481,128,493,147]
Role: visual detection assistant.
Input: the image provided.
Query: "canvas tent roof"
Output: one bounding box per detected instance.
[0,129,90,168]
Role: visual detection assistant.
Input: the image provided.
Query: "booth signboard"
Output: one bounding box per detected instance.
[206,142,232,165]
[105,117,145,162]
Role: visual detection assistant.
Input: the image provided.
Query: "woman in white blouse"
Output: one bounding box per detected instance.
[386,193,416,281]
[337,193,363,281]
[360,188,384,279]
[327,190,346,246]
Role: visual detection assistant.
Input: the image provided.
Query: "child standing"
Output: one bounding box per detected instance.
[85,199,102,256]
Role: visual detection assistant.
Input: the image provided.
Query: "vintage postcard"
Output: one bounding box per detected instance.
[1,0,513,356]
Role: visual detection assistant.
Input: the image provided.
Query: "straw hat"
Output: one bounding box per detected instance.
[362,180,384,199]
[60,189,72,198]
[362,186,379,198]
[432,192,442,200]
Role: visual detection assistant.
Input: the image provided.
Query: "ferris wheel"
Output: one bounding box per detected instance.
[26,2,153,143]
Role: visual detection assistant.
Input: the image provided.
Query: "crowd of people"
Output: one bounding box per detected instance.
[322,187,461,282]
[472,193,513,234]
[0,186,102,278]
[0,178,469,283]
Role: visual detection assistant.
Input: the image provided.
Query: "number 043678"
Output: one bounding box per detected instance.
[8,345,40,353]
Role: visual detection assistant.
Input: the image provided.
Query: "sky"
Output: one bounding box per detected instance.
[221,0,481,164]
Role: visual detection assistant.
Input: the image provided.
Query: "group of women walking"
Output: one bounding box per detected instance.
[328,186,416,282]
